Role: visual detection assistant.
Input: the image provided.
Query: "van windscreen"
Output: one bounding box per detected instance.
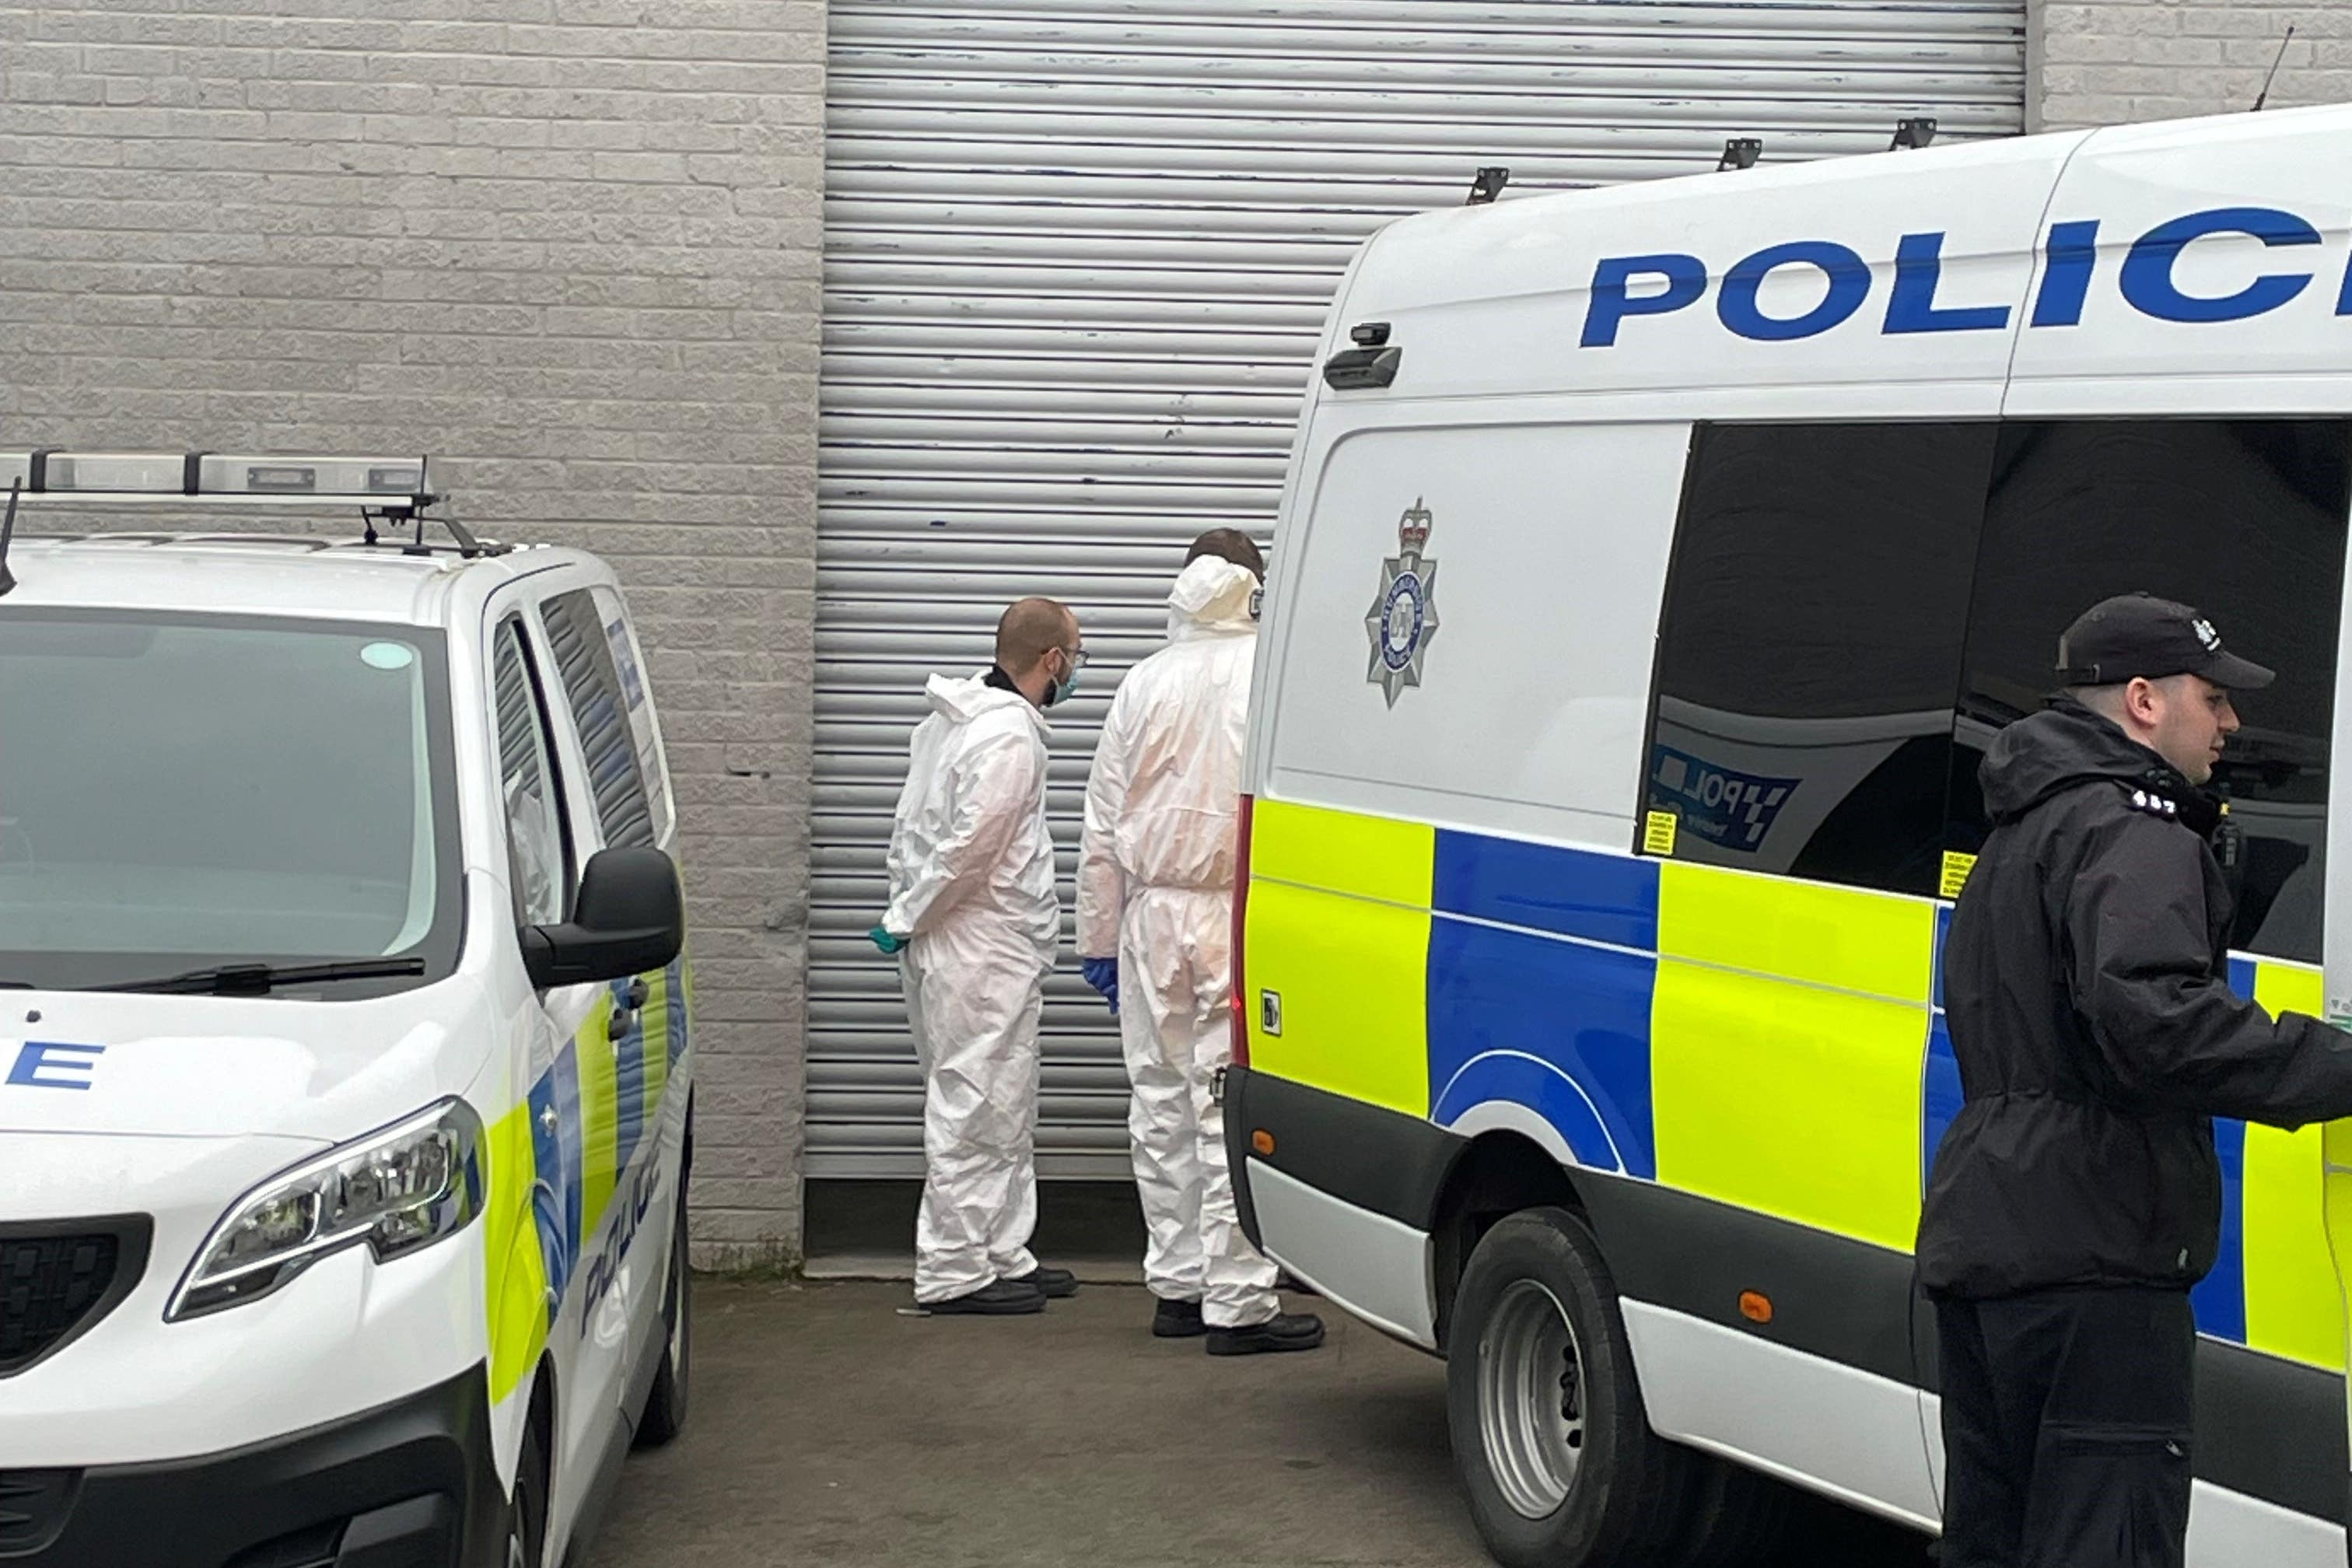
[0,610,461,994]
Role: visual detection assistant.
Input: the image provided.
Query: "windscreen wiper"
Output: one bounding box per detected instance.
[102,957,428,996]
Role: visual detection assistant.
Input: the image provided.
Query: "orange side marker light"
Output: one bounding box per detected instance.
[1251,1130,1276,1156]
[1738,1291,1773,1325]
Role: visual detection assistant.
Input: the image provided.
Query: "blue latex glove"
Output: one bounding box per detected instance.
[1080,956,1120,1016]
[869,924,906,956]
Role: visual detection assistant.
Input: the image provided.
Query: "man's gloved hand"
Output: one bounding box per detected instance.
[1080,956,1120,1016]
[870,925,907,956]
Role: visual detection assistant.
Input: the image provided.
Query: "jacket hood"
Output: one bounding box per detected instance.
[925,671,1045,729]
[1167,557,1258,640]
[1980,700,2188,824]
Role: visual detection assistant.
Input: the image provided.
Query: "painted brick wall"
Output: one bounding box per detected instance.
[2038,0,2350,129]
[0,0,822,1266]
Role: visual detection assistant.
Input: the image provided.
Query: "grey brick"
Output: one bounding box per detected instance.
[2029,0,2352,124]
[0,0,824,1255]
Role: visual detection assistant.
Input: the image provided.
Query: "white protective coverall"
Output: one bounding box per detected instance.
[1076,556,1282,1329]
[884,671,1059,1304]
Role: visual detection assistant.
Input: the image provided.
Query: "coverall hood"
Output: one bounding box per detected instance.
[1166,557,1258,641]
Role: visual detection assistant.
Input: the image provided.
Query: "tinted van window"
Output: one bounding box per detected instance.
[1646,422,1997,898]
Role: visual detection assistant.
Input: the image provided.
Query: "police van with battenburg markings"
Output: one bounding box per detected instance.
[0,453,693,1568]
[1225,105,2352,1566]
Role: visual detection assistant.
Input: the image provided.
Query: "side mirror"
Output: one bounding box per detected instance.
[521,846,684,990]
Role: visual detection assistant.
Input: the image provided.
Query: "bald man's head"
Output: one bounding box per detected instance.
[996,597,1073,670]
[996,597,1080,706]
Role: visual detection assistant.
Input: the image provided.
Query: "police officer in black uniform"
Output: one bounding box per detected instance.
[1918,593,2352,1568]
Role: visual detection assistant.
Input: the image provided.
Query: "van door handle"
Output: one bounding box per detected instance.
[608,977,650,1040]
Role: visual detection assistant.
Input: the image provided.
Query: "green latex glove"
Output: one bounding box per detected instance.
[869,924,906,956]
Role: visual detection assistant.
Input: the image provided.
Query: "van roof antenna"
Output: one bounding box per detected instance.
[1718,138,1761,172]
[1891,117,1937,150]
[0,479,19,599]
[2252,23,2297,110]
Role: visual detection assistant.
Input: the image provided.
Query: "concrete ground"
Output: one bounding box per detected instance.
[583,1279,1935,1568]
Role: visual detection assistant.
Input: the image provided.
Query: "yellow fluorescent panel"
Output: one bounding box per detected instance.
[575,1016,620,1236]
[1652,957,1927,1252]
[2244,1121,2341,1369]
[2245,961,2344,1368]
[1658,861,1934,1003]
[1251,799,1434,908]
[1244,877,1430,1117]
[482,1101,548,1403]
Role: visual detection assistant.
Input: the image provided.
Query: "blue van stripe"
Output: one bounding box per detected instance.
[1433,1051,1626,1171]
[2193,1115,2249,1343]
[1433,831,1659,953]
[1923,1011,1961,1196]
[2184,958,2262,1344]
[1426,916,1657,1179]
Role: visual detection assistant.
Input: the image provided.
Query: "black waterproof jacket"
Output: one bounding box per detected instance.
[1916,700,2352,1300]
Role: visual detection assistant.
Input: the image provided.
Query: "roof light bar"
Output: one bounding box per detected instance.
[0,450,429,505]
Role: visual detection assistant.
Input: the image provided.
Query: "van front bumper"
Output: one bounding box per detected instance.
[0,1362,508,1568]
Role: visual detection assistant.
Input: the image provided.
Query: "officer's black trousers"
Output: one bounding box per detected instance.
[1935,1287,2195,1568]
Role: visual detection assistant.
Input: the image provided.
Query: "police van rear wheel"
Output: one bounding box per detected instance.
[1447,1207,1692,1568]
[633,1178,692,1448]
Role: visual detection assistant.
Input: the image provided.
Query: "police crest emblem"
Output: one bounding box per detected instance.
[1364,497,1440,706]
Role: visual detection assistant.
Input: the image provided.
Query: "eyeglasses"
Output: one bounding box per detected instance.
[1065,646,1090,670]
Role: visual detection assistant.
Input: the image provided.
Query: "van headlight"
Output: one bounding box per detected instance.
[169,1098,485,1321]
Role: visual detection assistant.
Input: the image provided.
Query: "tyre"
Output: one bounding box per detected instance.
[509,1412,548,1568]
[1445,1206,1694,1568]
[633,1176,691,1448]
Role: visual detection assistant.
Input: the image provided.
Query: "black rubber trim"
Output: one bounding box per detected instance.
[2191,1338,2345,1523]
[1576,1170,1920,1386]
[1224,1066,1460,1234]
[8,1360,509,1567]
[1228,1066,2347,1527]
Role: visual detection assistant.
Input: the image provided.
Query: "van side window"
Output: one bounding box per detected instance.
[541,589,659,852]
[1645,422,1997,898]
[494,618,572,926]
[588,585,674,845]
[1948,419,2352,962]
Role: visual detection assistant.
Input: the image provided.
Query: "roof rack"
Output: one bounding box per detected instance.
[0,450,509,559]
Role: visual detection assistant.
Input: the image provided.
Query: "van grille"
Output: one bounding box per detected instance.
[0,1218,150,1377]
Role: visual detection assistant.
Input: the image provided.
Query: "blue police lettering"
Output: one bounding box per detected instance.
[1580,253,1707,347]
[1578,205,2352,346]
[1718,240,1871,341]
[2119,205,2320,324]
[2030,220,2101,328]
[6,1041,104,1090]
[1885,232,2011,334]
[579,1154,664,1337]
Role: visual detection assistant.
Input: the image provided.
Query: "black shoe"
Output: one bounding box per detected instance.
[1206,1311,1326,1356]
[1152,1297,1207,1338]
[1009,1265,1078,1300]
[920,1279,1045,1316]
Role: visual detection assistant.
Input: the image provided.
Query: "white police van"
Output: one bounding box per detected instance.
[0,453,694,1568]
[1228,105,2352,1566]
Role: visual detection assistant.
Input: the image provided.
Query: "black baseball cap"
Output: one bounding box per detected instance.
[2056,593,2274,690]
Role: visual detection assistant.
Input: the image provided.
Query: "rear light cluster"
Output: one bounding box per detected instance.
[1230,794,1254,1069]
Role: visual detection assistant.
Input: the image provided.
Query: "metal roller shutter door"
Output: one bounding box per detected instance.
[811,0,2026,1178]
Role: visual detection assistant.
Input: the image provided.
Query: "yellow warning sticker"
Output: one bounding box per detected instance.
[1643,810,1678,857]
[1941,850,1977,900]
